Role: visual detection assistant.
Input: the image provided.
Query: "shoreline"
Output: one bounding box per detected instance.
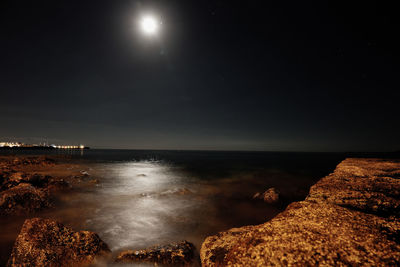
[200,158,400,265]
[0,155,98,265]
[2,156,400,265]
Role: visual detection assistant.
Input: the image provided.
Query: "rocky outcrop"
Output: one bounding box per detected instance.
[201,158,400,266]
[307,158,400,216]
[115,240,196,266]
[0,183,50,215]
[1,173,52,191]
[0,156,56,169]
[7,218,111,267]
[0,156,76,215]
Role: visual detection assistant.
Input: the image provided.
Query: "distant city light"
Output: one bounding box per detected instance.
[0,142,21,147]
[0,142,86,149]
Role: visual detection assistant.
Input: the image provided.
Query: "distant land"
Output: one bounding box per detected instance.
[0,142,89,150]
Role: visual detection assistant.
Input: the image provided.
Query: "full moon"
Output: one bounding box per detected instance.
[140,15,159,35]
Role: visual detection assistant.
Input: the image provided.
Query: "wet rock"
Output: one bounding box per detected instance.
[262,187,280,203]
[252,187,280,204]
[23,174,50,187]
[141,188,194,198]
[89,179,99,185]
[252,192,261,199]
[80,170,90,177]
[0,183,50,215]
[116,240,196,266]
[9,172,25,183]
[201,159,400,266]
[7,218,111,267]
[0,172,25,190]
[0,156,78,216]
[46,178,71,193]
[40,157,56,166]
[10,156,56,167]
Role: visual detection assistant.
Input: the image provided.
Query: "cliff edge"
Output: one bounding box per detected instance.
[200,158,400,266]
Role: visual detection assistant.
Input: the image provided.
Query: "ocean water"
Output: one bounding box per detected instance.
[0,150,345,265]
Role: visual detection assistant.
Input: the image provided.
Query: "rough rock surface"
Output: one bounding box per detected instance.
[7,218,111,267]
[201,158,400,266]
[307,158,400,216]
[115,240,196,266]
[0,156,81,215]
[253,187,280,204]
[0,183,50,215]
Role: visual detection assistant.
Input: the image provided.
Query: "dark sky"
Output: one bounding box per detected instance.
[1,1,399,151]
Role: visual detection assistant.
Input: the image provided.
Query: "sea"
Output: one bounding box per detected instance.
[0,149,349,264]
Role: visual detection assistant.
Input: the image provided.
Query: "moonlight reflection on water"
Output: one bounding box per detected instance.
[0,151,342,265]
[85,161,202,251]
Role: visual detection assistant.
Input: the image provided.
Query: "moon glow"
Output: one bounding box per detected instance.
[140,15,159,35]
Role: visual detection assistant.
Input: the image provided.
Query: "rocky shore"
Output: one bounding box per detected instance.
[0,156,94,216]
[3,156,400,266]
[7,217,196,267]
[7,218,111,266]
[201,158,400,265]
[1,155,198,266]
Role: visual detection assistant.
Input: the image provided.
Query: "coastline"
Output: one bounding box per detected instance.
[200,158,400,265]
[0,155,97,264]
[2,156,400,265]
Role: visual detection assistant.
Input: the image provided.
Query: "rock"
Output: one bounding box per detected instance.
[11,156,56,167]
[0,174,23,190]
[46,178,70,193]
[7,218,111,267]
[89,179,99,185]
[0,156,78,216]
[80,170,89,177]
[23,174,50,187]
[307,158,400,216]
[262,187,280,203]
[115,240,196,266]
[1,173,49,190]
[201,200,400,266]
[9,172,25,183]
[39,157,56,166]
[252,187,280,204]
[0,183,50,215]
[201,158,400,266]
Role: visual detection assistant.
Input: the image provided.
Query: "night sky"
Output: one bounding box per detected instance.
[1,1,399,151]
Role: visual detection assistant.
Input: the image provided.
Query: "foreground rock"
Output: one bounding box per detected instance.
[201,158,400,266]
[116,240,196,266]
[7,218,111,267]
[307,158,400,216]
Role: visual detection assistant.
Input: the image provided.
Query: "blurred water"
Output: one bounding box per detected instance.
[0,150,345,265]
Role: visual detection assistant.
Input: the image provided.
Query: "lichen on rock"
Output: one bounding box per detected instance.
[201,158,400,266]
[7,218,111,267]
[0,183,50,215]
[115,240,196,266]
